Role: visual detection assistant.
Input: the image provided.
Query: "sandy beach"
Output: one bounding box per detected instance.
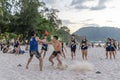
[0,45,120,80]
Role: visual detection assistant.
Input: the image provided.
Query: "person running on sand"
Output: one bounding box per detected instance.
[69,34,78,60]
[26,31,43,71]
[40,35,48,59]
[47,36,63,66]
[105,38,111,59]
[79,36,88,60]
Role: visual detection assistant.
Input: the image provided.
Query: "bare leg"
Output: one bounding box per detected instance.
[74,52,76,57]
[109,52,112,60]
[56,54,62,65]
[106,51,108,59]
[38,57,43,71]
[113,51,116,59]
[62,51,66,59]
[40,50,43,56]
[15,48,19,55]
[49,54,55,66]
[26,57,33,69]
[81,50,84,60]
[85,50,88,60]
[71,52,74,60]
[43,51,47,59]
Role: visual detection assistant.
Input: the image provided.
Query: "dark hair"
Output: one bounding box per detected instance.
[44,34,47,37]
[7,45,10,48]
[107,38,111,41]
[53,36,58,40]
[71,34,75,37]
[31,31,35,36]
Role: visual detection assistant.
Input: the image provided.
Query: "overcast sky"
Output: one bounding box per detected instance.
[42,0,120,33]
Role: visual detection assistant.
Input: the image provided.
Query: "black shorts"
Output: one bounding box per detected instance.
[71,48,76,53]
[110,47,115,51]
[81,46,88,50]
[41,46,48,51]
[52,51,61,57]
[30,51,41,58]
[106,47,110,51]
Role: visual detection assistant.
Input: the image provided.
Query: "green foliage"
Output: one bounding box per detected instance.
[0,0,70,42]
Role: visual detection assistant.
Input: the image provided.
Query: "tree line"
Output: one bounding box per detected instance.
[0,0,70,42]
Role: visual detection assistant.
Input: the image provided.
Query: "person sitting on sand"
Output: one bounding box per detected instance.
[14,37,23,54]
[26,31,43,71]
[47,36,63,66]
[3,45,10,53]
[79,36,89,60]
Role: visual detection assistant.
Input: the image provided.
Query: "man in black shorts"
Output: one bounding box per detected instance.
[47,36,63,66]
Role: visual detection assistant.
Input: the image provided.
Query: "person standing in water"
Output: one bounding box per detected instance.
[69,34,78,60]
[79,36,88,60]
[26,31,43,71]
[40,35,48,59]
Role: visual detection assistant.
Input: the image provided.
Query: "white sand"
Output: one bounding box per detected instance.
[1,45,120,80]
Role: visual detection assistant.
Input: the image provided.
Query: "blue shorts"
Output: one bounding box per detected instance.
[110,47,115,51]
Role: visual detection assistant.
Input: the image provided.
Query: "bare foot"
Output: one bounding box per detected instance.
[40,69,42,71]
[57,63,62,67]
[51,63,54,66]
[26,66,28,69]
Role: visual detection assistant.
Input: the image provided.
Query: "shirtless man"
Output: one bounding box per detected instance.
[26,31,43,71]
[48,36,63,66]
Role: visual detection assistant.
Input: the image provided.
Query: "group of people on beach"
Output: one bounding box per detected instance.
[0,37,25,54]
[25,31,89,71]
[1,30,120,71]
[26,31,62,71]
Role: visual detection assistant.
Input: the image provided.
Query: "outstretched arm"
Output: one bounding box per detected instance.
[36,37,43,43]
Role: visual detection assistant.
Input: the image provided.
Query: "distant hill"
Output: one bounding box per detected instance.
[74,27,120,41]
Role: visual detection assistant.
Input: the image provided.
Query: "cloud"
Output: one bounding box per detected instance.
[84,19,93,21]
[62,19,76,25]
[71,0,109,10]
[42,0,56,4]
[106,20,113,22]
[90,0,108,10]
